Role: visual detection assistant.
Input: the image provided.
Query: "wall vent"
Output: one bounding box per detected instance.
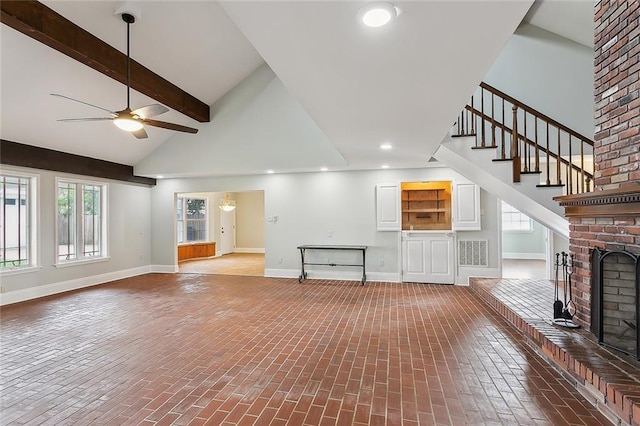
[458,240,488,267]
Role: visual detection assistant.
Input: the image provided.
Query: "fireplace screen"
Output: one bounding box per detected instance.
[591,248,639,359]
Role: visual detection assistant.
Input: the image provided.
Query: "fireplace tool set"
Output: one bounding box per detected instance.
[552,252,580,328]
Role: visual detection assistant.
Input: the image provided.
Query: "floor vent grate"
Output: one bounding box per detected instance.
[458,240,488,267]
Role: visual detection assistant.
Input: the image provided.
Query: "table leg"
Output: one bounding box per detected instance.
[361,249,366,285]
[298,248,306,283]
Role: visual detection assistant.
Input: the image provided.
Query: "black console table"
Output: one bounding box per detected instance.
[297,245,367,285]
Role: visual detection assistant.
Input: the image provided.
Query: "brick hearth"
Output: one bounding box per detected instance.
[470,277,640,425]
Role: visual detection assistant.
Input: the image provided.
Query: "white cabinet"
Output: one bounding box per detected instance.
[402,232,455,284]
[376,183,401,231]
[452,181,481,231]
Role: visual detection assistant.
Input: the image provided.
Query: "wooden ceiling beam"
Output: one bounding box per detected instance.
[0,140,157,186]
[1,0,210,122]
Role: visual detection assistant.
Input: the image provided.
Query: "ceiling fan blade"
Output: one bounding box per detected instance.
[143,119,198,134]
[58,117,114,122]
[51,94,116,116]
[132,127,148,139]
[132,104,169,119]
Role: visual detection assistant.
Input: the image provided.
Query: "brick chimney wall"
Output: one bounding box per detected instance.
[563,0,640,327]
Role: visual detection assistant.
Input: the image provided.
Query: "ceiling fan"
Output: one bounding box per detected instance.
[52,12,198,139]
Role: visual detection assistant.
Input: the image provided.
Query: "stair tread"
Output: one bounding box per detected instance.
[471,146,498,150]
[521,171,542,175]
[451,133,476,138]
[536,183,565,188]
[492,158,514,162]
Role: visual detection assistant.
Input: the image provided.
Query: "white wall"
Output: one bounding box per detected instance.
[483,23,594,139]
[1,166,152,303]
[457,189,501,283]
[150,167,502,283]
[235,191,264,251]
[135,64,347,178]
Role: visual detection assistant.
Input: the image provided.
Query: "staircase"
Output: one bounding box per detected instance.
[435,82,595,238]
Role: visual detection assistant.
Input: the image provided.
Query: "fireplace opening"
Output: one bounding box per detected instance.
[590,248,640,359]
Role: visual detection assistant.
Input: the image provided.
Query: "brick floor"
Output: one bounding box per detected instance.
[1,274,610,425]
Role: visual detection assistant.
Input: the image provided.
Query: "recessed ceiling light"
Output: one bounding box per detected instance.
[380,143,393,150]
[266,170,275,174]
[156,175,164,179]
[320,167,328,172]
[359,2,398,28]
[381,164,390,169]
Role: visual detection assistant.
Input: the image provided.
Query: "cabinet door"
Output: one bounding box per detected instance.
[452,182,481,230]
[402,233,454,284]
[376,183,401,231]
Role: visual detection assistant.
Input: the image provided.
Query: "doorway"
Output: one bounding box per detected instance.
[500,200,548,279]
[175,190,265,276]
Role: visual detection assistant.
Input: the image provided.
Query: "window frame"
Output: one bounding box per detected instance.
[501,201,533,233]
[55,177,109,267]
[176,196,209,244]
[0,171,40,276]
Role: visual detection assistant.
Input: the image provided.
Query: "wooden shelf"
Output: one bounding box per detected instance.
[401,181,452,231]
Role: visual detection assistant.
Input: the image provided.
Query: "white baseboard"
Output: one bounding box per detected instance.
[457,267,501,286]
[264,268,401,283]
[234,248,265,254]
[0,265,153,306]
[502,252,546,260]
[151,264,178,273]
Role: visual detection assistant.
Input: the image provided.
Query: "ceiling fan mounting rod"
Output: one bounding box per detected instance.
[122,13,135,110]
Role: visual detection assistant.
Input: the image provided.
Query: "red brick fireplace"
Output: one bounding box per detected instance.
[554,0,640,332]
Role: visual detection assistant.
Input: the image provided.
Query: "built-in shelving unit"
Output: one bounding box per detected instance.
[401,181,452,230]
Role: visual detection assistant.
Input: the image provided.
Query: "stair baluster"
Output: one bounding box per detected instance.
[545,123,551,186]
[568,135,573,195]
[556,127,562,186]
[512,105,521,183]
[533,116,540,173]
[491,92,496,147]
[501,98,506,159]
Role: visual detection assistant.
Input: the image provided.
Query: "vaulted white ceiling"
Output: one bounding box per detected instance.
[0,1,594,178]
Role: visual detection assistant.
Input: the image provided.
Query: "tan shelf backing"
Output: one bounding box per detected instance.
[401,181,452,230]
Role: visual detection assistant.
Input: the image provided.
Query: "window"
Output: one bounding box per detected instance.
[501,201,532,232]
[176,197,207,243]
[1,174,36,270]
[57,179,107,264]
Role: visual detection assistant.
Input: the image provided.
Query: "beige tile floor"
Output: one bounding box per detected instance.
[179,253,265,276]
[502,259,547,279]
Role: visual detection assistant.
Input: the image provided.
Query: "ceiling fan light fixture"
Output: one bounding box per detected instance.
[114,117,143,132]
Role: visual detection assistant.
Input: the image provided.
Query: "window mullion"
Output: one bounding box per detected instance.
[77,184,84,259]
